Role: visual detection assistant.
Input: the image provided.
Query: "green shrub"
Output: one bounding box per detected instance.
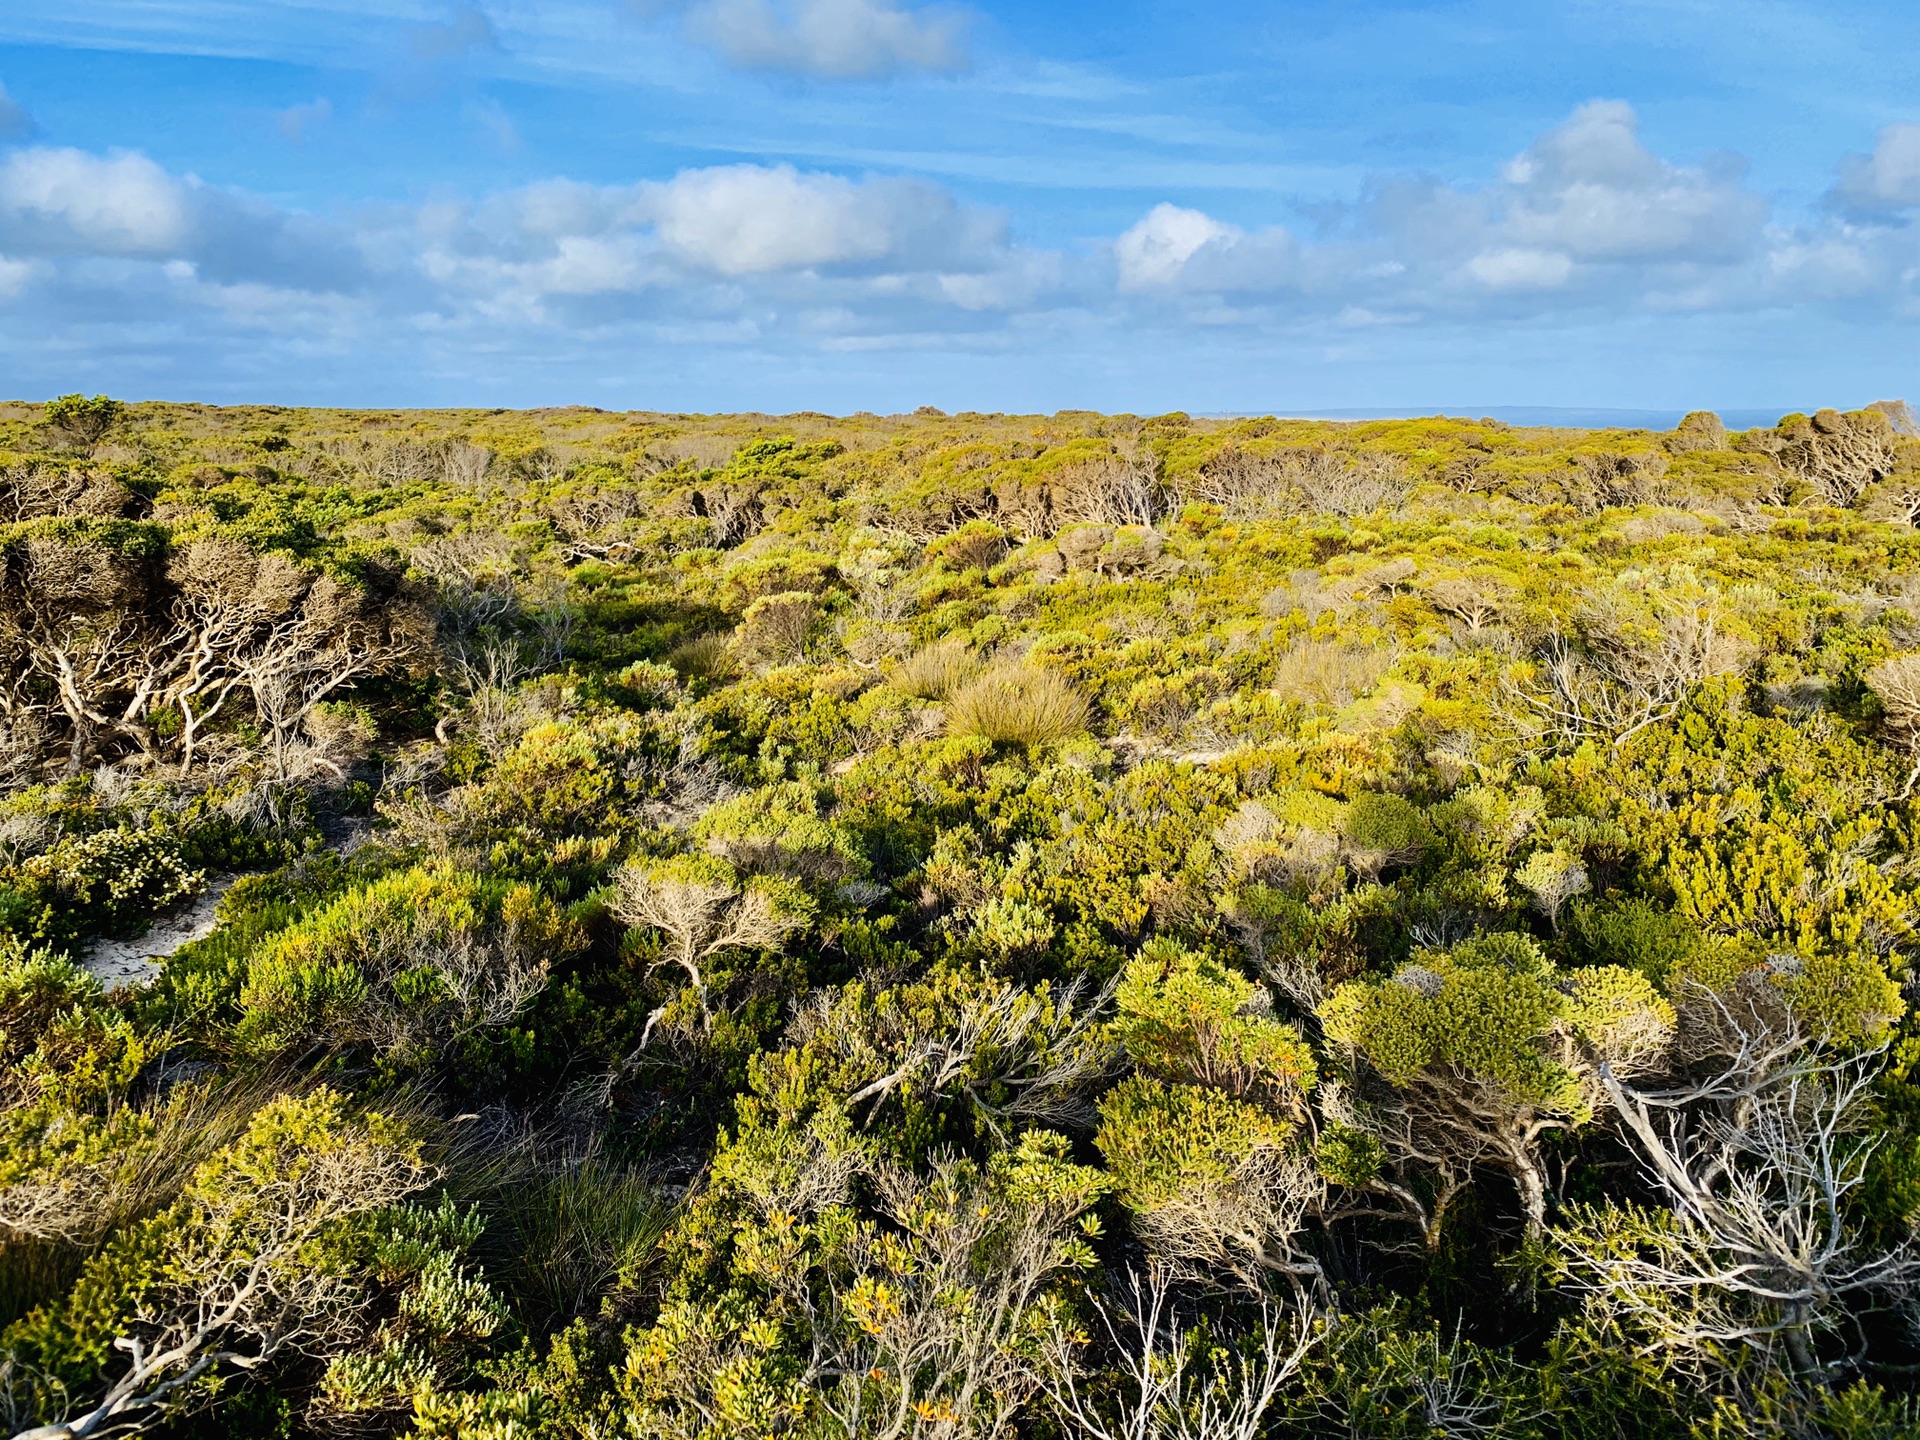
[233,867,577,1069]
[5,828,203,949]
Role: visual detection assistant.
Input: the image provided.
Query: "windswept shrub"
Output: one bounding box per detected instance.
[734,591,818,668]
[234,866,576,1069]
[945,662,1089,747]
[1,1088,432,1437]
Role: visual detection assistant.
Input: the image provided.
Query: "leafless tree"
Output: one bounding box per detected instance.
[1129,1142,1330,1303]
[1512,594,1750,751]
[1868,399,1920,437]
[695,483,763,547]
[348,908,555,1063]
[548,484,646,564]
[234,570,434,789]
[0,531,431,780]
[1559,995,1920,1380]
[1189,447,1286,513]
[1774,409,1903,508]
[4,1102,431,1440]
[1295,449,1411,517]
[1866,474,1920,526]
[1190,448,1409,519]
[1865,652,1920,795]
[1040,1266,1315,1440]
[1571,451,1670,511]
[608,860,805,1039]
[813,1154,1100,1440]
[0,467,132,524]
[439,440,492,489]
[0,713,50,792]
[814,975,1121,1140]
[1056,447,1170,529]
[1424,577,1510,637]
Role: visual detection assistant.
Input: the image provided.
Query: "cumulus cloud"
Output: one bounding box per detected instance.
[0,83,33,140]
[1488,100,1764,265]
[5,111,1919,395]
[633,164,999,274]
[1111,100,1816,320]
[1116,204,1241,290]
[678,0,967,79]
[0,147,368,294]
[1830,123,1920,218]
[428,163,1015,281]
[0,149,193,256]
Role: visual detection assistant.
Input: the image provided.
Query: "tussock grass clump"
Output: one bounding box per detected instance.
[945,662,1089,746]
[665,632,738,684]
[1270,639,1390,708]
[887,639,983,700]
[485,1161,674,1328]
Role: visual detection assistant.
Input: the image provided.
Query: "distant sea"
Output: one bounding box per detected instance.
[1202,406,1795,431]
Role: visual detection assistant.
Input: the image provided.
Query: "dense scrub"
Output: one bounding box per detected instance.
[2,395,1920,1437]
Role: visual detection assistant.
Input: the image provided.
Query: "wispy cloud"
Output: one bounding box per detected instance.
[276,97,332,143]
[661,0,969,80]
[410,4,500,61]
[0,82,34,140]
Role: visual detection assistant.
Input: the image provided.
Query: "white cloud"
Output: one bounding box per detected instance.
[1831,122,1920,217]
[0,148,193,255]
[4,113,1918,398]
[1113,100,1786,317]
[684,0,967,79]
[409,161,1051,340]
[1466,247,1574,291]
[1115,204,1239,290]
[0,146,373,304]
[1488,101,1764,264]
[636,164,988,275]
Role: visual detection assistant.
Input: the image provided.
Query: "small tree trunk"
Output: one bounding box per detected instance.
[1509,1155,1548,1240]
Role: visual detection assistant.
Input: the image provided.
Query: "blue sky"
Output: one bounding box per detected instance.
[1,0,1918,414]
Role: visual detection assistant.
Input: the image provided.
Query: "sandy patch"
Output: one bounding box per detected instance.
[84,875,238,991]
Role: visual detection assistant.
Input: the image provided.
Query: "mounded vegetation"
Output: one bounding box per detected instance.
[1,395,1919,1436]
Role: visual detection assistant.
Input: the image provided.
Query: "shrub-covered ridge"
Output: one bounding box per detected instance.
[0,396,1918,1437]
